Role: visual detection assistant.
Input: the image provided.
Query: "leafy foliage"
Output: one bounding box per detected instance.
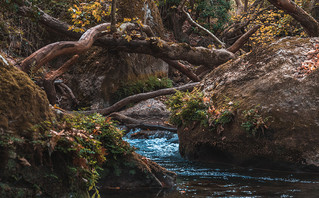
[166,89,236,132]
[68,0,111,32]
[33,113,134,196]
[195,0,231,34]
[241,105,271,137]
[298,43,319,75]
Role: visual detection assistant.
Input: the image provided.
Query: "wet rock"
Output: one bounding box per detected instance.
[120,99,170,124]
[99,153,176,189]
[130,130,175,139]
[178,37,319,171]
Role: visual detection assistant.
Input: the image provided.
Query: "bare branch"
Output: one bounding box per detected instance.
[109,112,177,132]
[77,82,199,115]
[227,25,261,53]
[45,55,79,81]
[182,9,225,48]
[21,23,111,74]
[111,0,117,33]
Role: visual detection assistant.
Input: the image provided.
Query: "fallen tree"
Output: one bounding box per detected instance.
[109,112,177,133]
[77,82,199,115]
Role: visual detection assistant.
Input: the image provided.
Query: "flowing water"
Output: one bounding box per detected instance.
[103,129,319,198]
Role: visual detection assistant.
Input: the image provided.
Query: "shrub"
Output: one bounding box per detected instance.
[166,89,236,131]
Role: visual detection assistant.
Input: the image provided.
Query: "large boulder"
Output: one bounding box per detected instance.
[178,37,319,171]
[0,55,174,197]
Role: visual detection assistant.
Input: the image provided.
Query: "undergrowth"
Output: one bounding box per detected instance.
[31,113,135,197]
[166,89,237,132]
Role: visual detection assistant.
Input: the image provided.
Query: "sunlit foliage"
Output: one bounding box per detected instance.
[68,0,112,32]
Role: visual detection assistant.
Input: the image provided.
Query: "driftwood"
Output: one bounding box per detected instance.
[109,113,177,133]
[79,82,199,115]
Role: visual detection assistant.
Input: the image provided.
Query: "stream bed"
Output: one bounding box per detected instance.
[103,130,319,197]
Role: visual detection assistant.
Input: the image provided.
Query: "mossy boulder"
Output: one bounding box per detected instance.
[100,152,176,190]
[0,55,90,197]
[178,37,319,171]
[63,48,168,109]
[0,55,175,197]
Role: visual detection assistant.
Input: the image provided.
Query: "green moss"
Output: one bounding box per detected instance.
[112,76,173,103]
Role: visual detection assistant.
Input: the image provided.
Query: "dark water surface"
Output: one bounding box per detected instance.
[101,130,319,198]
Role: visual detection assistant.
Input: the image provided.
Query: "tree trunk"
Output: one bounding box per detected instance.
[267,0,319,37]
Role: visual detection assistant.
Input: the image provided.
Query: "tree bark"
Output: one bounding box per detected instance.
[227,25,261,53]
[18,5,234,70]
[267,0,319,37]
[78,82,199,115]
[111,0,117,33]
[162,59,200,82]
[109,112,177,132]
[21,23,110,74]
[234,0,244,15]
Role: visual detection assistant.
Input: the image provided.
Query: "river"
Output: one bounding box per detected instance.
[103,129,319,198]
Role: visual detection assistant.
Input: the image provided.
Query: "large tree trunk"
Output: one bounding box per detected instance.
[267,0,319,37]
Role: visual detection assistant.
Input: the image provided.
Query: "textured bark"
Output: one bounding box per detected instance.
[234,0,244,15]
[45,55,79,81]
[267,0,319,37]
[19,5,234,70]
[162,59,200,82]
[21,23,110,74]
[111,0,117,33]
[227,25,261,53]
[79,82,199,115]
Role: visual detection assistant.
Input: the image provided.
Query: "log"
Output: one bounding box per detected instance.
[79,82,199,115]
[18,5,235,69]
[109,113,177,133]
[21,23,110,74]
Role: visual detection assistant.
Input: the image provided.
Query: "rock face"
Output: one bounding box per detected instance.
[100,153,176,189]
[0,55,175,197]
[178,37,319,171]
[64,49,168,109]
[120,98,170,124]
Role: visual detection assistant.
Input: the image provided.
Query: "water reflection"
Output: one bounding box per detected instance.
[101,130,319,197]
